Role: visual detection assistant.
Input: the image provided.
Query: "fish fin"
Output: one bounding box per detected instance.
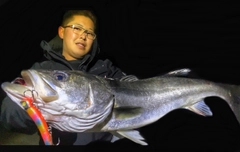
[116,130,148,145]
[185,100,213,116]
[113,106,142,119]
[110,135,122,142]
[110,131,124,142]
[162,68,191,77]
[119,75,139,81]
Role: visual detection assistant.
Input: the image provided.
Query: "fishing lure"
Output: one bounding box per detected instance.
[10,77,59,145]
[21,95,53,145]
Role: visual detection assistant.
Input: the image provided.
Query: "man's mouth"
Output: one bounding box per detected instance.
[76,42,86,48]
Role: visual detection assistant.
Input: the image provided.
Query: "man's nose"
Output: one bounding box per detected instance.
[79,32,87,39]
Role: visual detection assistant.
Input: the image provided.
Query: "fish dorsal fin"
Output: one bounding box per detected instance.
[113,106,142,119]
[116,130,148,145]
[119,75,139,82]
[163,68,191,77]
[184,100,213,116]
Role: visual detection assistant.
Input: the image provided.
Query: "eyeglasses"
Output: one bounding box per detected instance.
[62,25,96,40]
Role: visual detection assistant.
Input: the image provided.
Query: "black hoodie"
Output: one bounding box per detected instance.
[1,38,126,145]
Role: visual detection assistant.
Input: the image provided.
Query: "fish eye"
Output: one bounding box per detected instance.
[53,71,68,81]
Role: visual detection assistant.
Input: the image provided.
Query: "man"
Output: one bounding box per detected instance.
[1,9,126,145]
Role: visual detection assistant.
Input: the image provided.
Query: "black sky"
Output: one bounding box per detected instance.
[0,0,240,81]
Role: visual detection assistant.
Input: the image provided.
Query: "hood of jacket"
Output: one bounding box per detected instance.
[40,35,100,70]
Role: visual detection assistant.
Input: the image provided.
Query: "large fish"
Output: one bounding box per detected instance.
[2,68,240,145]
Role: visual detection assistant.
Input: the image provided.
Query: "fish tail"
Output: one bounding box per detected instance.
[225,84,240,124]
[185,83,240,124]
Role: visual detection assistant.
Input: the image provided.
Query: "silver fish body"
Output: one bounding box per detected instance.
[104,76,237,130]
[2,69,240,145]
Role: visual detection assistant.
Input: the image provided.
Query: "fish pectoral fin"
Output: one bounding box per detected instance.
[113,106,142,119]
[116,130,148,145]
[185,100,213,116]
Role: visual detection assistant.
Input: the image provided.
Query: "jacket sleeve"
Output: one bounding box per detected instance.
[87,59,126,78]
[0,62,43,134]
[106,59,126,78]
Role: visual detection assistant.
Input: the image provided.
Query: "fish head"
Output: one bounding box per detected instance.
[2,69,114,132]
[20,69,91,103]
[1,69,95,107]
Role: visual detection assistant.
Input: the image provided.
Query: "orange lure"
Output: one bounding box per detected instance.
[21,97,53,145]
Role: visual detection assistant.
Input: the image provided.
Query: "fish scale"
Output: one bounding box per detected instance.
[2,68,240,146]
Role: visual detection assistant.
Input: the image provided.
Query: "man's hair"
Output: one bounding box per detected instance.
[61,10,97,31]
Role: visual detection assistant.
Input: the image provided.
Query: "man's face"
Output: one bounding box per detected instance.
[59,15,95,60]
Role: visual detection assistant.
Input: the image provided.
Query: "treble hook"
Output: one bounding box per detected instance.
[56,138,61,146]
[48,125,60,145]
[23,89,38,100]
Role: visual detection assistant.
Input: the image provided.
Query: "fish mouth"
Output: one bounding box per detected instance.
[1,81,33,109]
[20,70,58,102]
[11,77,27,86]
[10,71,35,89]
[1,82,29,97]
[1,73,35,100]
[20,70,35,87]
[1,70,58,103]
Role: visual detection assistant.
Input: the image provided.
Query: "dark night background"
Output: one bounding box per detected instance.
[1,0,240,151]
